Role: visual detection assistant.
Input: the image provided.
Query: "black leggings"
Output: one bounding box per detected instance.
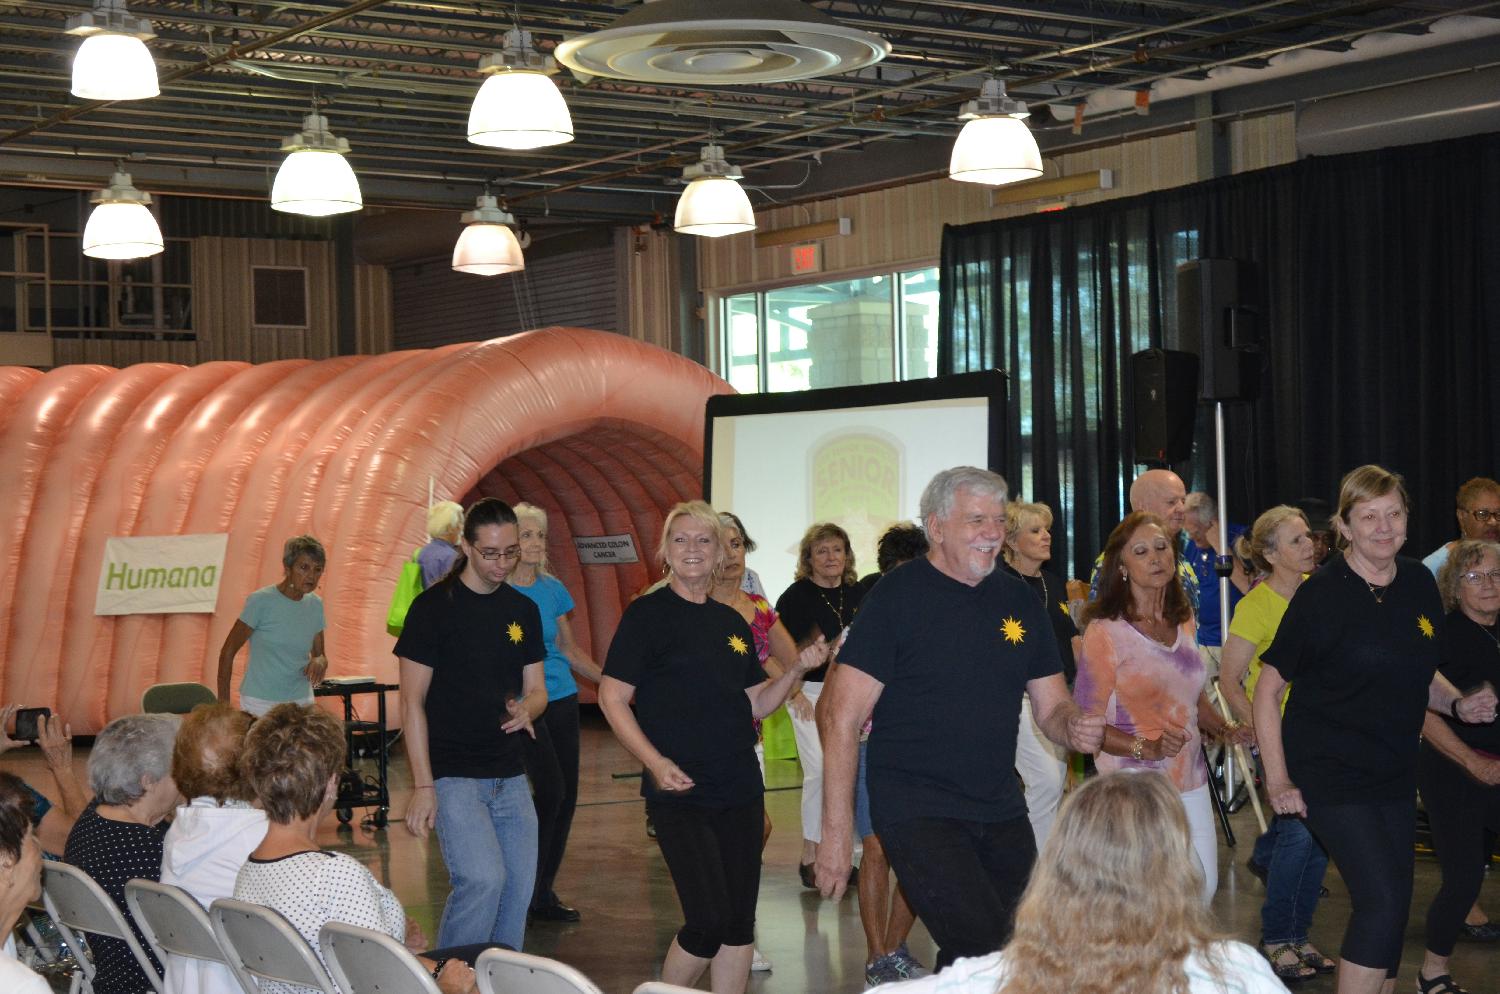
[523,694,581,908]
[1419,742,1500,957]
[649,796,764,959]
[1303,797,1415,976]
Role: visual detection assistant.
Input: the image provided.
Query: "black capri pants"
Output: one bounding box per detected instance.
[1419,741,1500,958]
[648,795,764,959]
[1303,797,1416,977]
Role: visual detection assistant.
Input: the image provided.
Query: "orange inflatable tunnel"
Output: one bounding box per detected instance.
[0,328,733,732]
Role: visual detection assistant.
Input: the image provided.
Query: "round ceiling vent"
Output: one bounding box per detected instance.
[554,0,890,85]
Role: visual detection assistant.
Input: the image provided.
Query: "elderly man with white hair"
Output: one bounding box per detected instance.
[814,466,1104,970]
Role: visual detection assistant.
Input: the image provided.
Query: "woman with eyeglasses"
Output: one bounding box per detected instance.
[396,497,547,952]
[1414,539,1500,994]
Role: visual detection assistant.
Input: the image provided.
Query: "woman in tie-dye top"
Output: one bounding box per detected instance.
[1075,512,1250,905]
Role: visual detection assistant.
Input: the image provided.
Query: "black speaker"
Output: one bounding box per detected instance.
[1177,258,1261,401]
[1130,348,1200,466]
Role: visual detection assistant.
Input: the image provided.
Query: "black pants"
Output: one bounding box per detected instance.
[649,796,764,959]
[876,814,1036,970]
[523,693,581,909]
[1419,742,1500,957]
[1303,796,1415,976]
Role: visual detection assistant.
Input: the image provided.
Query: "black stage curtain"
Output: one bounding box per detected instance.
[939,132,1500,579]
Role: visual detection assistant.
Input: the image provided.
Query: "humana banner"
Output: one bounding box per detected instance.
[94,534,230,616]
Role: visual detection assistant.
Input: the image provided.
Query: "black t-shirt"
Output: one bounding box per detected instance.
[393,578,545,780]
[774,577,865,682]
[604,586,766,807]
[1262,553,1443,804]
[1434,609,1500,756]
[840,557,1061,827]
[1002,563,1079,684]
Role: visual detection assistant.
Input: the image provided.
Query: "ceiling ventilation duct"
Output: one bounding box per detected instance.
[554,0,889,85]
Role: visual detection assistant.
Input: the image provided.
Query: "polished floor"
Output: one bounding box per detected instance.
[12,709,1500,994]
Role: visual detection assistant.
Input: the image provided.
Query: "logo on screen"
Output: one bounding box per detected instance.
[809,431,902,573]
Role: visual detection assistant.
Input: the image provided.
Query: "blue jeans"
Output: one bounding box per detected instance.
[1254,815,1330,944]
[434,775,538,950]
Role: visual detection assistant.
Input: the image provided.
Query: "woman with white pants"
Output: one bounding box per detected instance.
[775,522,865,887]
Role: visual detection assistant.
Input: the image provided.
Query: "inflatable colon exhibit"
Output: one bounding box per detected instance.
[0,327,732,732]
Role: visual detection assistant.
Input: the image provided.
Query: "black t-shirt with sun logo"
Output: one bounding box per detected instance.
[1262,552,1443,804]
[394,578,545,780]
[839,557,1061,828]
[605,585,766,807]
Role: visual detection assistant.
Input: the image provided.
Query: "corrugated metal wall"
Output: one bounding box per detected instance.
[389,241,620,349]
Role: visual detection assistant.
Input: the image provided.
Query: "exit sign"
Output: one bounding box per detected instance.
[790,243,822,274]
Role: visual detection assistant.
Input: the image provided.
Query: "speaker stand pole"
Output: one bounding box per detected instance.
[1213,400,1234,804]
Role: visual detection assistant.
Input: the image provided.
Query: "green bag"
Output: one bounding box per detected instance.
[385,547,424,637]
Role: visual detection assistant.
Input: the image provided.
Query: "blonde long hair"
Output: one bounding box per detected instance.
[998,771,1224,994]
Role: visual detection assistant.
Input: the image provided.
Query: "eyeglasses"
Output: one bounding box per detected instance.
[1465,508,1500,524]
[1461,569,1500,586]
[475,546,521,562]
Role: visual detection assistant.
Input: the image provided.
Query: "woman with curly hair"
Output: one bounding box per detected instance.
[775,521,864,886]
[872,770,1286,994]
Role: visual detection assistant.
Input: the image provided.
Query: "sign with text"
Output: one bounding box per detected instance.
[95,533,229,615]
[573,534,641,565]
[790,242,822,275]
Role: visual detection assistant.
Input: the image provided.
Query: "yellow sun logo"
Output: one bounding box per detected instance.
[506,622,524,644]
[1059,601,1071,616]
[728,634,749,655]
[1418,615,1435,639]
[1000,617,1026,645]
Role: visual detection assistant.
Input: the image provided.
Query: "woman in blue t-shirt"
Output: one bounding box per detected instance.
[510,502,603,924]
[217,535,327,716]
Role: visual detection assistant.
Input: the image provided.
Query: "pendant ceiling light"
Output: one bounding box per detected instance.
[948,79,1043,187]
[452,195,526,276]
[65,0,159,101]
[674,144,755,238]
[271,108,362,216]
[468,27,573,150]
[82,169,163,260]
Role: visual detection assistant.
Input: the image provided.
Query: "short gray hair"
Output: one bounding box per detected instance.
[1184,492,1217,526]
[89,714,181,804]
[919,467,1009,528]
[282,534,326,570]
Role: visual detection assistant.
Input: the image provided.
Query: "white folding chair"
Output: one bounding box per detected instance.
[475,947,605,994]
[319,921,441,994]
[42,861,165,994]
[631,984,700,994]
[125,879,255,994]
[209,898,339,994]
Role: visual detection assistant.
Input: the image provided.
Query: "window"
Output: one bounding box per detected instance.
[16,230,193,338]
[252,266,308,328]
[714,266,939,393]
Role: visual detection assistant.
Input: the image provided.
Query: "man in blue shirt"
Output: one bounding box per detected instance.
[1182,492,1249,679]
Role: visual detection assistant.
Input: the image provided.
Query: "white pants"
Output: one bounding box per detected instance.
[1181,783,1219,905]
[1014,697,1068,848]
[789,681,824,844]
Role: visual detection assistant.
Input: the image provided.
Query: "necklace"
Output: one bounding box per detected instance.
[1471,614,1500,653]
[816,583,846,627]
[1131,618,1175,647]
[1365,579,1388,604]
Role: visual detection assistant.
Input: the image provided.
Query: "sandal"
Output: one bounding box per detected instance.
[1294,942,1335,974]
[1261,943,1316,984]
[1417,974,1470,994]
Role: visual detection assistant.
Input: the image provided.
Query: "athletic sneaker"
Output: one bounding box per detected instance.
[864,955,904,988]
[888,944,929,979]
[750,948,772,972]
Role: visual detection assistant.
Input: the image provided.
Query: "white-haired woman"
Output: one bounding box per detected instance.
[217,534,327,716]
[872,771,1287,994]
[600,501,825,994]
[510,502,603,924]
[64,713,182,994]
[419,501,465,588]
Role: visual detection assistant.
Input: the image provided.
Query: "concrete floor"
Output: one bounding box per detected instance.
[11,707,1500,994]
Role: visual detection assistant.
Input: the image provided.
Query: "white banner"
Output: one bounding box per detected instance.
[95,534,229,616]
[573,534,640,565]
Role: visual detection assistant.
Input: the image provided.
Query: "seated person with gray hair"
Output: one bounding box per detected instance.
[64,713,183,994]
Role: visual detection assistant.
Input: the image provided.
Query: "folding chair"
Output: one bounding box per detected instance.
[319,920,441,994]
[209,898,339,994]
[141,682,218,715]
[476,947,605,994]
[41,861,165,994]
[125,879,254,994]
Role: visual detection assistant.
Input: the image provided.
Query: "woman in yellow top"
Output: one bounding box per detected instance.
[1219,505,1331,983]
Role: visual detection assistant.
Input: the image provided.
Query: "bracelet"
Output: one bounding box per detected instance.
[429,957,451,981]
[1130,734,1146,761]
